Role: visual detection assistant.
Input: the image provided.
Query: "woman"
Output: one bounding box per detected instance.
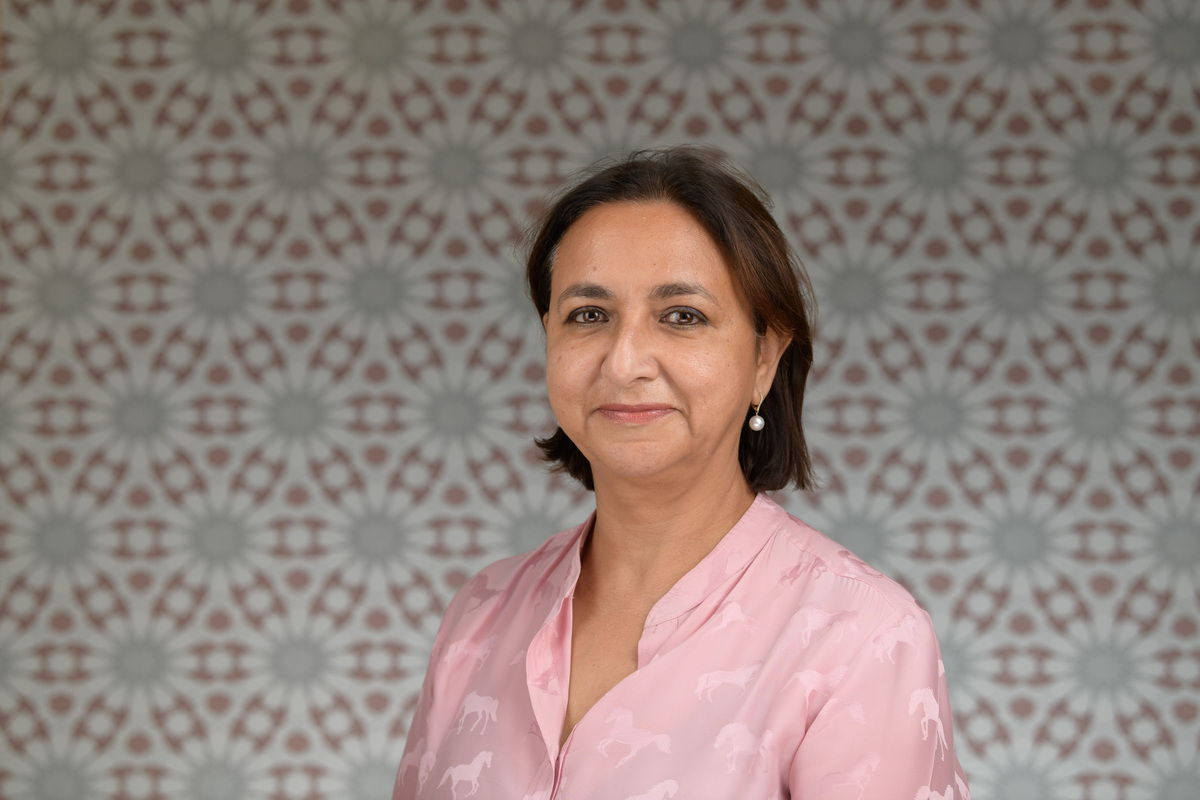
[393,147,970,799]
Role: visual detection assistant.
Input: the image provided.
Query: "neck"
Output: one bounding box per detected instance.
[580,467,757,608]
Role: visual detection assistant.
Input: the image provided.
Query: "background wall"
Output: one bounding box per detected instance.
[1,0,1197,798]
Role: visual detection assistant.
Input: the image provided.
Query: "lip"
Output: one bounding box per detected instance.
[596,404,675,424]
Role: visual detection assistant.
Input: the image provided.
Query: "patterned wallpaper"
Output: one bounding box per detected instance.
[1,0,1197,798]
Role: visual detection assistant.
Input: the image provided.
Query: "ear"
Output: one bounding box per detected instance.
[754,328,789,400]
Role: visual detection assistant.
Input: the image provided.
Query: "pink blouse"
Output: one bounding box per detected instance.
[393,494,971,800]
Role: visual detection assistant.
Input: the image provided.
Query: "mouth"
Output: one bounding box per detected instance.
[596,404,675,424]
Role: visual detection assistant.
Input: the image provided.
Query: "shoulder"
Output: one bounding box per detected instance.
[758,496,928,624]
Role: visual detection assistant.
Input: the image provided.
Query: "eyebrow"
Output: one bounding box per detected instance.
[555,281,718,310]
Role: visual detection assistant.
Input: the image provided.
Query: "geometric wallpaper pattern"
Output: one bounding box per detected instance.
[1,1,1197,798]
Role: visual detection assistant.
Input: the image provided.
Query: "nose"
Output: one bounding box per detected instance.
[600,317,659,387]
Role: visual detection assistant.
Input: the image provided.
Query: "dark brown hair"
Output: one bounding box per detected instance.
[524,145,817,493]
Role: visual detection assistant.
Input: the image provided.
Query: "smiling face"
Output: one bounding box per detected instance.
[544,201,785,491]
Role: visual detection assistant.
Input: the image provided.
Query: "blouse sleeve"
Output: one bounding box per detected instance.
[391,614,454,800]
[788,608,971,800]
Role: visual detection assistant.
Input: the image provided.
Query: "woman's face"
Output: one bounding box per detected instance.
[543,201,786,489]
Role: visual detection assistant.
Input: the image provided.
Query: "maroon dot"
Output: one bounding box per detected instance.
[927,487,950,508]
[53,121,76,141]
[50,448,72,468]
[1005,448,1030,468]
[287,569,309,590]
[51,366,73,385]
[1091,740,1116,760]
[209,201,232,221]
[50,694,73,714]
[926,573,951,593]
[845,115,869,136]
[129,325,153,345]
[368,116,390,137]
[524,198,548,219]
[1087,238,1111,258]
[128,486,151,507]
[288,0,310,13]
[210,119,234,139]
[1174,701,1198,722]
[1087,323,1110,343]
[604,0,626,12]
[1174,617,1197,636]
[131,241,154,262]
[925,323,949,343]
[1006,198,1029,219]
[53,203,75,223]
[445,485,468,505]
[127,732,151,753]
[445,238,468,258]
[287,323,309,343]
[1088,74,1112,94]
[1010,613,1034,633]
[367,199,390,219]
[366,692,389,712]
[1090,574,1115,594]
[925,239,948,259]
[524,445,543,465]
[366,609,389,629]
[1007,115,1031,136]
[287,485,309,506]
[1169,198,1193,218]
[844,199,868,219]
[287,732,309,751]
[526,116,549,136]
[1169,449,1193,469]
[523,363,545,382]
[765,75,789,96]
[844,363,867,383]
[208,610,230,630]
[925,0,948,9]
[289,78,311,98]
[208,364,230,384]
[764,0,785,10]
[844,448,867,468]
[1089,488,1112,509]
[365,362,387,382]
[1006,363,1029,383]
[130,0,153,16]
[207,447,230,467]
[447,0,468,10]
[50,611,73,631]
[686,117,709,136]
[1087,0,1109,8]
[1169,364,1192,385]
[1170,114,1194,135]
[132,80,155,100]
[444,322,467,341]
[288,240,311,259]
[207,694,230,713]
[447,76,470,95]
[128,571,152,591]
[445,568,469,588]
[606,76,629,96]
[926,74,950,95]
[365,444,387,465]
[1010,697,1034,717]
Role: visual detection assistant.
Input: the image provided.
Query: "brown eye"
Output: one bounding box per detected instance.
[568,307,606,324]
[664,308,706,326]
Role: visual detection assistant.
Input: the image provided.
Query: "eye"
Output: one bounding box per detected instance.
[664,307,707,326]
[567,307,607,324]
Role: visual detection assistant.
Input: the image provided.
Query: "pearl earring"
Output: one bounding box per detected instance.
[748,397,765,432]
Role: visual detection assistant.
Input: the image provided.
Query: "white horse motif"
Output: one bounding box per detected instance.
[438,751,493,800]
[794,604,859,646]
[707,601,756,635]
[821,751,880,800]
[714,723,774,773]
[786,665,848,703]
[873,614,920,663]
[695,662,762,701]
[443,636,497,667]
[456,692,499,733]
[624,780,679,800]
[908,687,948,757]
[598,708,671,767]
[914,783,957,800]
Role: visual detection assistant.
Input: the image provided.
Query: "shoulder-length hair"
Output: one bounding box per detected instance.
[523,145,817,493]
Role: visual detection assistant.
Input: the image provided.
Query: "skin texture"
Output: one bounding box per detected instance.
[542,200,787,744]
